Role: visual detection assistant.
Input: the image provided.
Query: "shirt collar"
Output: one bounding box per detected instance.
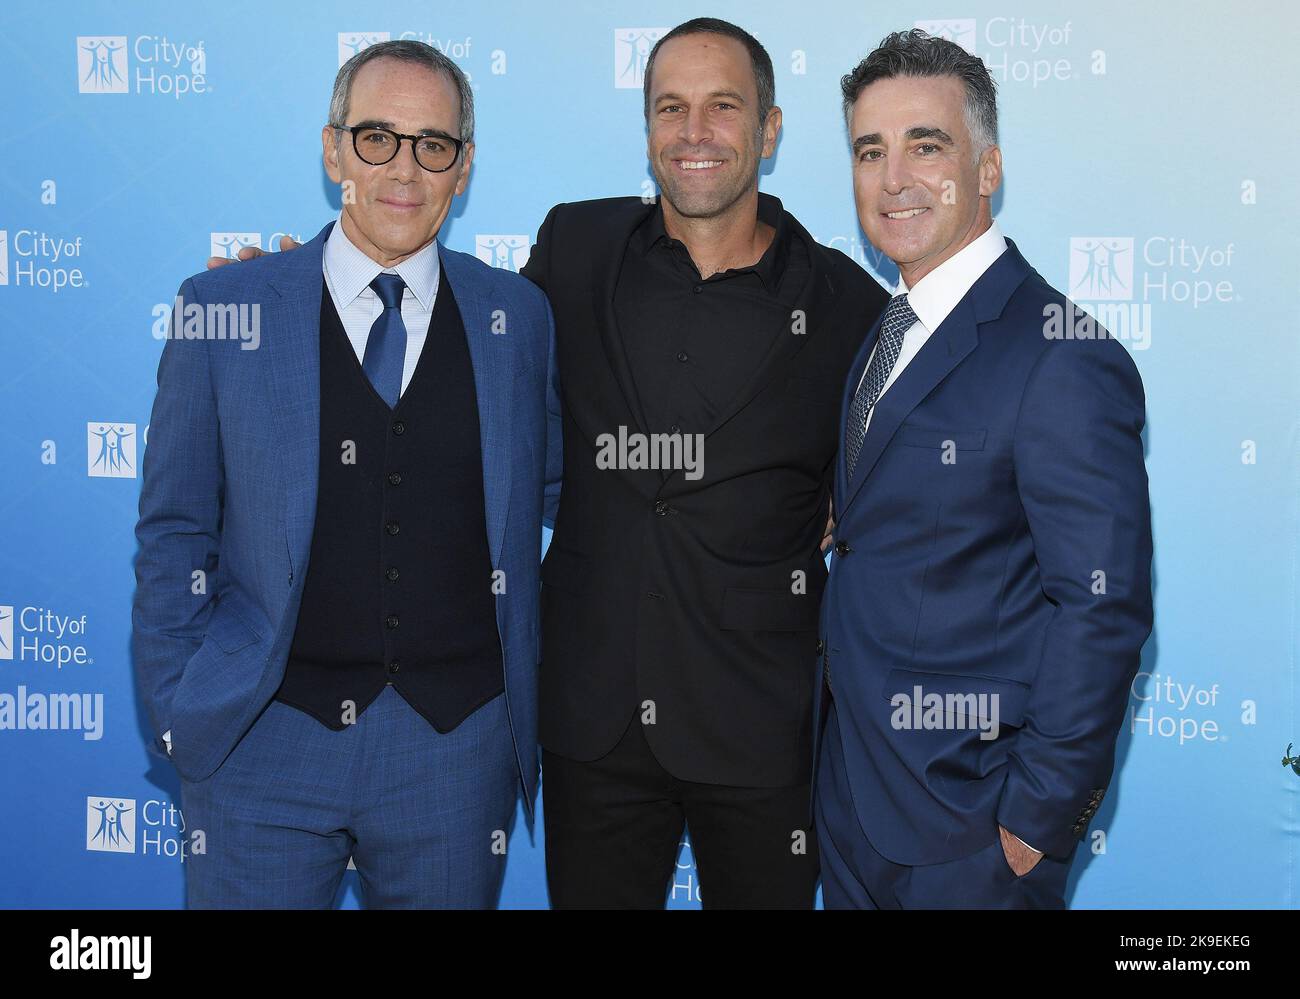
[323,215,441,310]
[637,193,792,292]
[895,218,1007,332]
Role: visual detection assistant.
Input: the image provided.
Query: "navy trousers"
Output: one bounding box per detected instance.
[179,686,518,908]
[814,696,1071,909]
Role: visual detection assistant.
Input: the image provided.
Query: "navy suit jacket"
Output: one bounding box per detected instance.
[132,222,561,812]
[816,238,1153,863]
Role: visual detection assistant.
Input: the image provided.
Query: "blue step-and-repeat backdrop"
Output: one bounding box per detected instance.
[0,0,1296,908]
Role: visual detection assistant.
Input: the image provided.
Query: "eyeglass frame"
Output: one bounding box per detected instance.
[328,123,465,173]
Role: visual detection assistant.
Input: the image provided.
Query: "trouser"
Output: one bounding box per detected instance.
[814,694,1070,909]
[542,708,819,909]
[179,686,518,908]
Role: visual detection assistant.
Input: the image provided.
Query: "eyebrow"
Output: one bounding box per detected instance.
[349,118,454,138]
[852,125,955,153]
[654,90,748,106]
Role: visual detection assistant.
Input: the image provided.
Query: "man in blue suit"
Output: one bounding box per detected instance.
[132,40,559,908]
[814,30,1153,909]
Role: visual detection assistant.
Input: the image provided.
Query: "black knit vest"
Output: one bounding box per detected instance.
[275,275,504,731]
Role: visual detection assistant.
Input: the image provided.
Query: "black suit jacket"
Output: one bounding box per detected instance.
[522,194,888,787]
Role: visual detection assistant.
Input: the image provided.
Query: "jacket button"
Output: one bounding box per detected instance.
[385,615,399,629]
[386,567,399,581]
[654,500,670,516]
[676,351,689,363]
[815,639,825,654]
[834,540,852,556]
[386,522,400,535]
[388,472,402,485]
[392,421,405,436]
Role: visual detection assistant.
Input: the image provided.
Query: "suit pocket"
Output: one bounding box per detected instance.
[207,599,260,655]
[880,667,1029,728]
[541,543,591,595]
[720,587,819,632]
[897,425,987,451]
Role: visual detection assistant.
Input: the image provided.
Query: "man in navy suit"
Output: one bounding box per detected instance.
[814,29,1153,908]
[132,40,560,907]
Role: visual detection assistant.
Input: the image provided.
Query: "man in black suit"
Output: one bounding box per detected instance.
[523,18,888,908]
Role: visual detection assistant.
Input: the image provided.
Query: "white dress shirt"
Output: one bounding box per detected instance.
[847,220,1039,856]
[322,214,441,398]
[159,220,442,758]
[854,219,1008,433]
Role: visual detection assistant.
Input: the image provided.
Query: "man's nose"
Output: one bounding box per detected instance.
[679,106,713,147]
[386,139,423,181]
[882,151,912,196]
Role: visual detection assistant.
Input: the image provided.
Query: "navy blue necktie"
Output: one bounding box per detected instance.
[362,273,408,408]
[845,293,917,480]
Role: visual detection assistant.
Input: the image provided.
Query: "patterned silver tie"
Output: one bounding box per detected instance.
[845,293,917,479]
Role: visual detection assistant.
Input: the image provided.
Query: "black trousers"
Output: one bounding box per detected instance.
[542,708,819,909]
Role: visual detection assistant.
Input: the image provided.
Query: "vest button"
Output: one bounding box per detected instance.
[654,500,669,516]
[388,472,402,486]
[385,615,399,629]
[386,567,399,581]
[388,660,401,673]
[386,522,400,535]
[676,351,689,363]
[392,421,405,436]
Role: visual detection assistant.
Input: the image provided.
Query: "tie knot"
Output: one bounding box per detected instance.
[369,272,406,310]
[885,293,917,329]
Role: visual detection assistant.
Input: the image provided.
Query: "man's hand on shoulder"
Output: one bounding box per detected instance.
[206,234,300,270]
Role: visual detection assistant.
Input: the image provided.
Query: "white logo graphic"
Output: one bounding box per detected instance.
[87,796,135,853]
[614,28,667,88]
[87,422,137,478]
[0,230,7,285]
[1069,237,1134,301]
[338,32,391,66]
[77,36,129,93]
[914,19,977,52]
[0,606,12,661]
[209,233,260,259]
[475,235,530,272]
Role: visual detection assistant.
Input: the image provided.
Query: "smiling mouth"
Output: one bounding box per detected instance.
[676,159,724,171]
[883,207,929,219]
[380,198,424,210]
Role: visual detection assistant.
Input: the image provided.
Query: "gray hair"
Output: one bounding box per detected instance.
[841,29,998,155]
[329,39,474,144]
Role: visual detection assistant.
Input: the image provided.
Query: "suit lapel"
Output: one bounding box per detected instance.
[442,244,512,568]
[839,300,980,515]
[591,203,656,442]
[836,237,1036,518]
[266,223,331,581]
[652,198,834,490]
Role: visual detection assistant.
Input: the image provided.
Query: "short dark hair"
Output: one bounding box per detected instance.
[330,39,474,144]
[642,18,775,128]
[840,28,998,152]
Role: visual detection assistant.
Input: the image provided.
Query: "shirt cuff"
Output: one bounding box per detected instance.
[162,729,172,757]
[1011,832,1041,854]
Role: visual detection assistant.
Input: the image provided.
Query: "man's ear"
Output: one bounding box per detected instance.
[454,141,475,197]
[761,105,782,159]
[323,125,342,184]
[978,144,1002,199]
